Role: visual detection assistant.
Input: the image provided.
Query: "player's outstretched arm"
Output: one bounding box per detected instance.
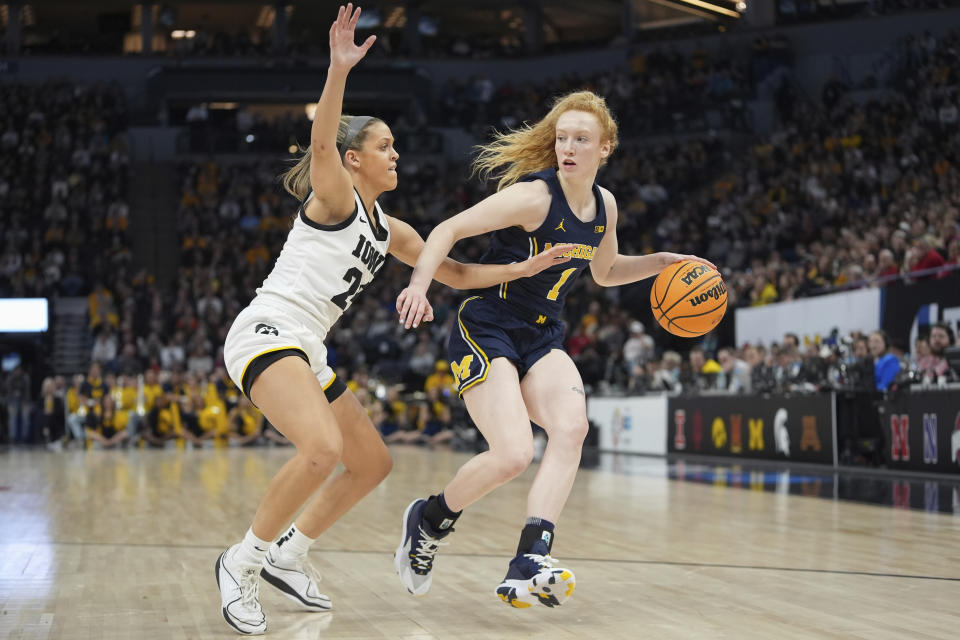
[394,182,550,329]
[387,216,572,326]
[590,189,717,287]
[307,4,376,216]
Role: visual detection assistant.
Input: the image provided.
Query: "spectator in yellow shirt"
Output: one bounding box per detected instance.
[85,396,130,448]
[143,393,178,447]
[424,360,455,394]
[228,396,263,446]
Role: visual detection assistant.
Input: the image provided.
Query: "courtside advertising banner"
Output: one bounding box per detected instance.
[735,288,881,347]
[586,396,667,455]
[881,389,960,474]
[667,393,836,465]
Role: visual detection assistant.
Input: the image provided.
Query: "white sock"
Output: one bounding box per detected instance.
[233,527,271,567]
[276,524,316,559]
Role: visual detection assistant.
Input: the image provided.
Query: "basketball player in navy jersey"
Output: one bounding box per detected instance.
[394,91,715,608]
[214,5,571,634]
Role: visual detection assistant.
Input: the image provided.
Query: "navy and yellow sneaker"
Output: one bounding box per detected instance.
[394,498,451,596]
[495,542,575,609]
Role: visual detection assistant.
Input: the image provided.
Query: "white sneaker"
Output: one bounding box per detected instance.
[261,545,332,611]
[216,545,266,635]
[394,498,451,597]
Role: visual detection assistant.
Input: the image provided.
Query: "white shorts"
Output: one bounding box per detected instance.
[223,303,344,403]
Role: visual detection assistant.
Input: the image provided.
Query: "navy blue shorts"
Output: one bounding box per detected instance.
[446,295,565,395]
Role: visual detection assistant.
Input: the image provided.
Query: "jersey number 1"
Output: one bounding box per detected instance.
[331,267,365,310]
[546,268,577,301]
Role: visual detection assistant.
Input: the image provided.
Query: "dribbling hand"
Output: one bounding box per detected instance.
[396,286,434,330]
[660,252,719,273]
[329,3,376,71]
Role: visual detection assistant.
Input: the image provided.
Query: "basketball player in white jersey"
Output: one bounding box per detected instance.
[214,5,572,635]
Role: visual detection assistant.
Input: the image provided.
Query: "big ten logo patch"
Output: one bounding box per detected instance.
[891,414,910,462]
[254,323,278,336]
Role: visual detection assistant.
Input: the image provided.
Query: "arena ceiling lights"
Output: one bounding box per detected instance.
[651,0,745,19]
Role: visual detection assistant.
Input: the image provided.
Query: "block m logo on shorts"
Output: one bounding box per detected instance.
[254,323,279,336]
[890,414,910,462]
[451,355,474,386]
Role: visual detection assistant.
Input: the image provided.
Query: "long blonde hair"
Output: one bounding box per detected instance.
[472,91,619,192]
[280,115,383,200]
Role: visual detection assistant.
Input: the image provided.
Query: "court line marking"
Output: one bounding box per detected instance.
[2,541,958,583]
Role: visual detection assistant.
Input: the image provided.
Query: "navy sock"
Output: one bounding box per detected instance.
[422,493,461,534]
[516,517,555,556]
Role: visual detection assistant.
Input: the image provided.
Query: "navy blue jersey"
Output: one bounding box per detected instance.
[475,169,607,323]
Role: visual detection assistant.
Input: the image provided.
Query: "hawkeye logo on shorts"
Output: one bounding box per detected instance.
[255,323,279,336]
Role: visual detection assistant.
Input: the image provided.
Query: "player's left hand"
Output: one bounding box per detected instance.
[396,286,434,329]
[660,252,719,273]
[521,243,575,278]
[329,3,376,72]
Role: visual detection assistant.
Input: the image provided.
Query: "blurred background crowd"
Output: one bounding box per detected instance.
[1,4,959,453]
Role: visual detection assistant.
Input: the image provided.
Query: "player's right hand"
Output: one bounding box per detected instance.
[329,3,376,72]
[396,286,434,329]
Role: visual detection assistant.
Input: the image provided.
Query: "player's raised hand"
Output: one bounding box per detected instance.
[329,3,376,72]
[660,252,719,273]
[521,243,575,277]
[396,286,434,330]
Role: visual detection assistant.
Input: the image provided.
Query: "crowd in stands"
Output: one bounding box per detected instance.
[629,323,959,397]
[0,81,131,299]
[700,28,960,308]
[434,45,754,136]
[4,26,960,450]
[778,0,960,23]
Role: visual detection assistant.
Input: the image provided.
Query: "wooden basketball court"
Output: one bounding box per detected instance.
[2,445,958,639]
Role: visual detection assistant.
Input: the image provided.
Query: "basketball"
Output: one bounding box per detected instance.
[650,260,727,337]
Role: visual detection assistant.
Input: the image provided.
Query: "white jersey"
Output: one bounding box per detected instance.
[253,188,391,335]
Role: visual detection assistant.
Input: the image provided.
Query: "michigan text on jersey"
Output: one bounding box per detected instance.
[543,242,599,260]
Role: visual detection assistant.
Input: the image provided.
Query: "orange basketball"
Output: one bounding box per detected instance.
[650,260,727,337]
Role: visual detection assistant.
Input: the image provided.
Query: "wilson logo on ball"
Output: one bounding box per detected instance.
[688,281,727,307]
